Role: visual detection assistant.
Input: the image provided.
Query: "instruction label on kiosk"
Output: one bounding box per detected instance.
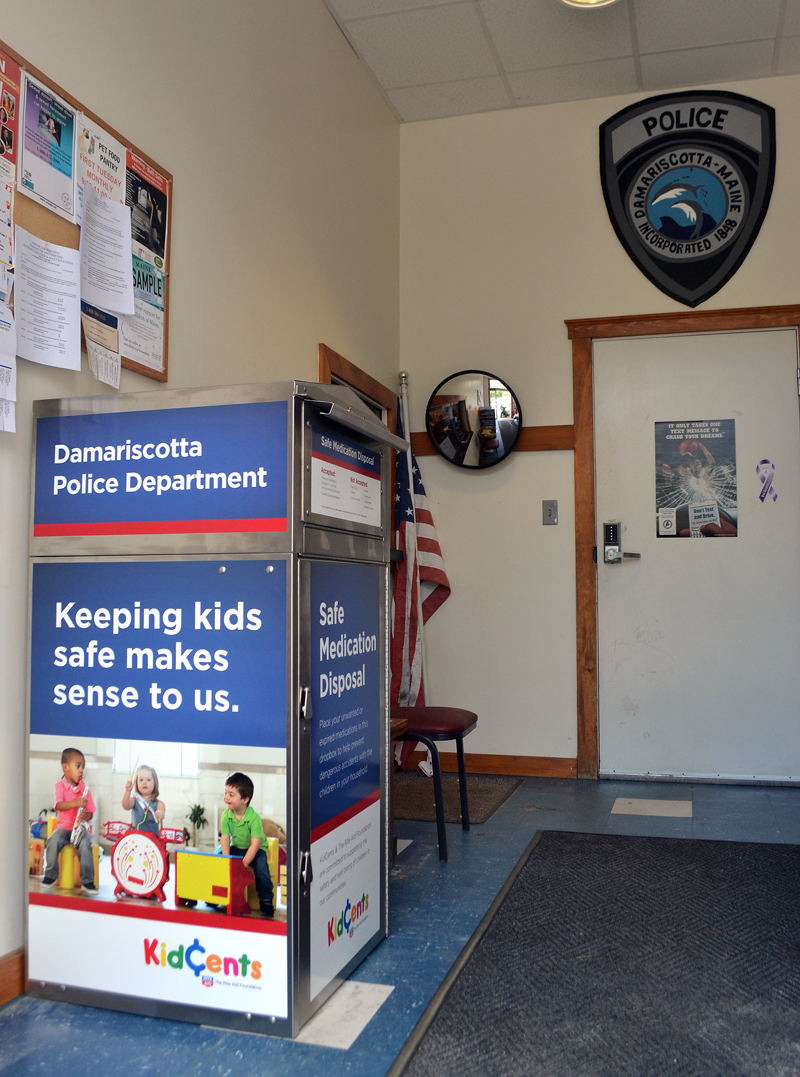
[308,560,381,998]
[33,401,288,537]
[310,426,381,528]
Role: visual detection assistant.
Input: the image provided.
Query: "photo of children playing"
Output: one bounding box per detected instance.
[29,735,287,929]
[40,747,98,895]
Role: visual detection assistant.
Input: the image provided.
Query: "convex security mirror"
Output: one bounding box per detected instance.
[426,370,522,469]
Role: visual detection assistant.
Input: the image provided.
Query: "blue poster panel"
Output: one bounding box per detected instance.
[308,560,382,999]
[33,401,288,538]
[309,560,381,831]
[28,558,290,1022]
[30,559,287,747]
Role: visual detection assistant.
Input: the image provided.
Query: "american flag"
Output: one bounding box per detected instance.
[390,407,451,709]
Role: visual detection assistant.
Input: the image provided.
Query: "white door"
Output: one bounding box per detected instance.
[594,328,800,781]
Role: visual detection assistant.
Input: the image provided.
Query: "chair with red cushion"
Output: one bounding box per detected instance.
[391,706,478,862]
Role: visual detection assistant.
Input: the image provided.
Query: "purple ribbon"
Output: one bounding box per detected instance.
[756,459,777,502]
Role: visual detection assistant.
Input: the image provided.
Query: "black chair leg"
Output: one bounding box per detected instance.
[404,733,448,861]
[456,736,469,831]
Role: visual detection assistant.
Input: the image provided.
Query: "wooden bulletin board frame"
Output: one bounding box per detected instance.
[0,36,172,382]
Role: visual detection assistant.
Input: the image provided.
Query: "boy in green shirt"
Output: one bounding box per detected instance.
[220,771,274,918]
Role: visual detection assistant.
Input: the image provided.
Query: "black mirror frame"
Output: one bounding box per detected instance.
[425,369,523,469]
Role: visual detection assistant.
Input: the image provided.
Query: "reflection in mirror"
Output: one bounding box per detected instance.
[426,370,522,468]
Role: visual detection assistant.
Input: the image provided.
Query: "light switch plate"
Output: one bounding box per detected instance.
[542,500,558,525]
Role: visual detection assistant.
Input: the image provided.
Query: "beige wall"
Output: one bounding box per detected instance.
[400,74,800,760]
[0,0,399,961]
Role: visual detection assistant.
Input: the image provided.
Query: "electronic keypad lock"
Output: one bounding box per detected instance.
[604,520,621,563]
[603,520,641,564]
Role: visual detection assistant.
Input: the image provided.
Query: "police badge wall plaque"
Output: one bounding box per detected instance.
[600,91,775,307]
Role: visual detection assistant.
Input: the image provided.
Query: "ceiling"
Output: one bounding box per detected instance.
[324,0,800,122]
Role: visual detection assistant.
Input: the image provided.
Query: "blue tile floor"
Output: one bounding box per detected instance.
[2,777,799,1076]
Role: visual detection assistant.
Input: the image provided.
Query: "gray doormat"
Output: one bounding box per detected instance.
[393,772,522,824]
[392,830,800,1077]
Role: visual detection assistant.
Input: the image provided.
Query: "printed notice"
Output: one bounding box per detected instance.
[309,798,380,1000]
[15,226,81,371]
[119,297,164,371]
[0,357,15,402]
[0,303,17,405]
[0,302,16,360]
[19,73,76,222]
[655,419,737,538]
[76,114,126,225]
[0,157,13,267]
[0,48,22,167]
[0,398,14,431]
[86,337,120,389]
[310,427,382,527]
[126,151,167,261]
[80,183,134,314]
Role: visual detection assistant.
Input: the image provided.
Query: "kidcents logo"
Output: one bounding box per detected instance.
[327,892,369,946]
[143,936,261,983]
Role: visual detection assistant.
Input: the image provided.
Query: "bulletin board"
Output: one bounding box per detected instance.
[0,36,172,382]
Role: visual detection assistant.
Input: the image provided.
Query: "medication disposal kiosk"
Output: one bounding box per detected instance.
[26,382,406,1036]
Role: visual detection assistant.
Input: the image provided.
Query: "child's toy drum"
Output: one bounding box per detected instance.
[107,824,169,902]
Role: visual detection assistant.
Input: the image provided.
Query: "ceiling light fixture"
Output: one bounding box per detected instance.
[560,0,620,8]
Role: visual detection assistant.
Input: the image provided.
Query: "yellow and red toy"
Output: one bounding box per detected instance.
[174,840,278,917]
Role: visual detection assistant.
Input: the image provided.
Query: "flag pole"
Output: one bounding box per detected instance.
[399,371,429,704]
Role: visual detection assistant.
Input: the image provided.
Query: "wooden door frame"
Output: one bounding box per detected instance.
[566,304,800,779]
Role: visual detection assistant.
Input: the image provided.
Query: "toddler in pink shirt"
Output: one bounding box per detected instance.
[41,748,98,894]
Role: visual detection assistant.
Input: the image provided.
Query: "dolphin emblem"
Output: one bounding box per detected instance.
[651,182,706,239]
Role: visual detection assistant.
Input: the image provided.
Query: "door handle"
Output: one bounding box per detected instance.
[300,850,313,888]
[603,520,640,563]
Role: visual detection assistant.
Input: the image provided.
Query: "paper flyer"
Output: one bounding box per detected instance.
[86,336,121,389]
[655,419,737,538]
[81,301,121,388]
[0,302,17,375]
[0,398,14,432]
[126,151,167,262]
[119,298,164,372]
[0,356,17,402]
[80,183,134,314]
[0,156,13,267]
[131,251,163,310]
[0,49,21,167]
[19,73,77,222]
[121,151,168,373]
[76,113,126,226]
[15,226,81,370]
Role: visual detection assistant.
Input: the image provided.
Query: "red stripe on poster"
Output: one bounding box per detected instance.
[33,517,288,537]
[311,450,380,480]
[28,892,287,935]
[310,788,380,845]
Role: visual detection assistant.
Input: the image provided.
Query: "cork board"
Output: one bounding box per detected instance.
[1,36,172,382]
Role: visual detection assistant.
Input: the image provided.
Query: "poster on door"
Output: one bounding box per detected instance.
[655,419,737,538]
